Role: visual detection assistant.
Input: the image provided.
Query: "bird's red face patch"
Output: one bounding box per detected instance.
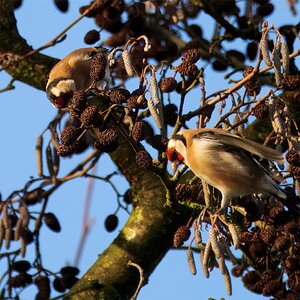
[166,148,184,163]
[54,96,65,108]
[54,91,74,108]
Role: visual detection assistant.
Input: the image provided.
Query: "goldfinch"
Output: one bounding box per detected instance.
[46,47,111,108]
[167,128,298,212]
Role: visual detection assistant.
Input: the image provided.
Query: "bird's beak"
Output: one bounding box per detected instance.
[171,160,181,174]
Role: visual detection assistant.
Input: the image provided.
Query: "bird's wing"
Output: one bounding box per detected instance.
[68,48,96,67]
[191,129,284,164]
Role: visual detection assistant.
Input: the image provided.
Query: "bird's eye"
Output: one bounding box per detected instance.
[167,149,178,162]
[171,149,178,161]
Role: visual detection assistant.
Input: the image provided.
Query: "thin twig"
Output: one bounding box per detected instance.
[128,261,145,300]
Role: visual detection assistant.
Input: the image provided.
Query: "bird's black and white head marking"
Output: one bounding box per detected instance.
[167,134,187,163]
[46,77,76,108]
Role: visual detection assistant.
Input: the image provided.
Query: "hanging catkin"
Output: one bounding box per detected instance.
[260,32,272,66]
[281,42,290,77]
[122,50,134,77]
[272,41,282,86]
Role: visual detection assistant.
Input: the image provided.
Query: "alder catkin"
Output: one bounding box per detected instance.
[187,248,197,275]
[202,237,212,278]
[210,228,223,259]
[260,33,272,66]
[122,50,134,77]
[281,42,290,77]
[228,223,240,249]
[147,97,162,130]
[46,145,54,178]
[273,41,282,86]
[36,135,43,177]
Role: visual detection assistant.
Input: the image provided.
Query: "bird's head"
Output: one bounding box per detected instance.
[167,133,187,173]
[46,77,76,108]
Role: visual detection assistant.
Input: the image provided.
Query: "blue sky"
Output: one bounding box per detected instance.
[0,1,299,300]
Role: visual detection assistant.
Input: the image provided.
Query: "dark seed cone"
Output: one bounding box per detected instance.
[131,87,146,97]
[150,135,169,152]
[252,102,269,119]
[13,0,22,9]
[290,165,300,177]
[61,275,79,289]
[227,50,245,63]
[268,205,284,219]
[12,260,31,273]
[57,142,79,157]
[79,2,103,17]
[173,226,191,247]
[8,272,33,288]
[286,150,300,166]
[90,52,107,82]
[163,104,178,126]
[212,59,228,71]
[53,277,66,293]
[104,214,118,232]
[127,95,147,109]
[60,126,80,145]
[20,228,34,244]
[182,48,201,63]
[123,189,133,205]
[249,241,266,258]
[283,75,300,91]
[247,41,258,61]
[93,128,119,152]
[273,235,291,251]
[69,109,80,119]
[256,3,274,17]
[270,209,290,225]
[23,189,44,206]
[260,228,276,244]
[284,221,298,235]
[188,24,203,37]
[136,150,152,168]
[131,121,147,141]
[286,291,299,300]
[201,104,215,121]
[60,266,80,277]
[243,66,255,77]
[80,105,98,127]
[35,275,50,300]
[243,66,261,96]
[244,80,261,96]
[54,0,69,13]
[244,199,261,221]
[69,90,87,112]
[242,271,261,286]
[109,88,130,104]
[231,265,244,277]
[262,279,282,296]
[210,0,237,14]
[176,184,199,202]
[84,30,100,45]
[159,77,177,93]
[288,272,300,290]
[285,257,299,272]
[177,61,199,78]
[44,212,61,232]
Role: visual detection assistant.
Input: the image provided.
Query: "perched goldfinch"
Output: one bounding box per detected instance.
[167,128,298,212]
[46,47,111,108]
